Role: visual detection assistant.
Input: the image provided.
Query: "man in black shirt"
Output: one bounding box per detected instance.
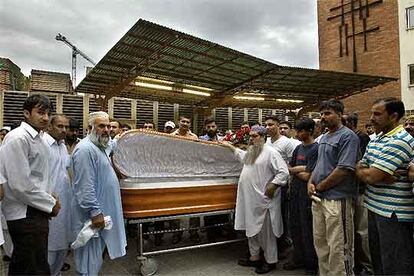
[284,118,319,274]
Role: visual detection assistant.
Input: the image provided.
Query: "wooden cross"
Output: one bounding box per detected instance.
[327,0,382,72]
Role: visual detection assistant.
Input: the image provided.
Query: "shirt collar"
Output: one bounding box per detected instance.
[43,132,57,146]
[384,125,404,137]
[21,122,40,139]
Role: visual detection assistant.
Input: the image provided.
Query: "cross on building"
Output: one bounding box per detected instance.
[327,0,382,72]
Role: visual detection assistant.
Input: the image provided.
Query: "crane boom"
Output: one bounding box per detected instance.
[56,33,96,87]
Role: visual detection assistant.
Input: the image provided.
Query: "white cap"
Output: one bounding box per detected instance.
[0,126,11,132]
[88,111,109,126]
[164,121,175,128]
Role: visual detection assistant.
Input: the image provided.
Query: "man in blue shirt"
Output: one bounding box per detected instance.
[308,99,360,276]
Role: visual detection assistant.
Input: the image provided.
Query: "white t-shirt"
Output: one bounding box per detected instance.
[266,135,297,164]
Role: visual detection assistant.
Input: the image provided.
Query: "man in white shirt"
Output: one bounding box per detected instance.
[279,121,301,148]
[265,115,296,257]
[44,115,72,276]
[0,94,60,275]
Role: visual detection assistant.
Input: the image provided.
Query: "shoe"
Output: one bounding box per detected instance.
[255,261,276,274]
[172,233,182,244]
[237,258,262,267]
[283,261,304,270]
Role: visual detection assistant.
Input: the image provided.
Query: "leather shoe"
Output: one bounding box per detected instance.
[255,262,276,274]
[237,258,262,267]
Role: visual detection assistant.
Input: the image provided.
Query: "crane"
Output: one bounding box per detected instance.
[55,33,96,87]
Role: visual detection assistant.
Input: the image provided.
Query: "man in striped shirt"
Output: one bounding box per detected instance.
[356,97,414,275]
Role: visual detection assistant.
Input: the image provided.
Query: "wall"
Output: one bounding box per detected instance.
[399,0,414,111]
[318,0,401,126]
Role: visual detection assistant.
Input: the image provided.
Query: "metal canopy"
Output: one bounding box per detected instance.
[75,19,396,110]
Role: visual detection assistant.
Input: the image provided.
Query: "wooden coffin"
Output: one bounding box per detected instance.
[120,177,238,218]
[112,130,242,218]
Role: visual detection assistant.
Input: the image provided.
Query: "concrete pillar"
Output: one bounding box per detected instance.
[244,108,248,122]
[193,110,198,134]
[108,98,114,118]
[0,91,4,128]
[173,103,179,123]
[258,109,263,125]
[56,94,63,114]
[228,107,232,130]
[153,101,159,131]
[83,95,89,135]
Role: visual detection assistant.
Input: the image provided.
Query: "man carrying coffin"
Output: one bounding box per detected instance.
[223,125,289,274]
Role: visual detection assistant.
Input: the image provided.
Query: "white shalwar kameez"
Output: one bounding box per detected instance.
[234,144,289,263]
[44,133,72,276]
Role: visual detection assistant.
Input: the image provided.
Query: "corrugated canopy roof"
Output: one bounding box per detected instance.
[75,19,396,110]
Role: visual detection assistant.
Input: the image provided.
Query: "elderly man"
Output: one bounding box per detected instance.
[0,94,60,275]
[44,114,72,276]
[224,125,289,274]
[71,111,127,275]
[356,98,414,275]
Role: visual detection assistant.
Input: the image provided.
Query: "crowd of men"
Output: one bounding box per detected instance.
[0,94,414,275]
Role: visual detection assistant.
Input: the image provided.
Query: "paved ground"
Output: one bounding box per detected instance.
[60,231,307,276]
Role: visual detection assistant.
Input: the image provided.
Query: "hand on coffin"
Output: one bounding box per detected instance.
[220,141,236,151]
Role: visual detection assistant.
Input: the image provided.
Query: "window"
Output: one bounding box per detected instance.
[410,65,414,86]
[407,6,414,29]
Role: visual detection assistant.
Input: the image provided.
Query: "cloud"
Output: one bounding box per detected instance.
[0,0,318,82]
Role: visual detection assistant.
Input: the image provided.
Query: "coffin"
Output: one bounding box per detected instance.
[112,130,242,218]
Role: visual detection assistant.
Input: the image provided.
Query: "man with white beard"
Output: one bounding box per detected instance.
[223,125,289,274]
[71,111,127,275]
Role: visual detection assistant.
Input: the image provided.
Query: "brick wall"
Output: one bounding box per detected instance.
[318,0,400,127]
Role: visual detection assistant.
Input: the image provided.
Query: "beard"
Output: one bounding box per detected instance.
[207,129,217,138]
[89,128,110,149]
[244,140,265,165]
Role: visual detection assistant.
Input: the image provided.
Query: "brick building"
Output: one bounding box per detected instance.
[317,0,403,126]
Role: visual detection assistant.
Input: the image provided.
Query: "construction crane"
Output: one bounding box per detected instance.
[55,33,96,87]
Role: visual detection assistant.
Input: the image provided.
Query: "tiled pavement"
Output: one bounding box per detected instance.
[60,232,306,276]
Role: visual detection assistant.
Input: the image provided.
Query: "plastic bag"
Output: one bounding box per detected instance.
[71,215,113,249]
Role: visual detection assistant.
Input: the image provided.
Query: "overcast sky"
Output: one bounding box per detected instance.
[0,0,319,85]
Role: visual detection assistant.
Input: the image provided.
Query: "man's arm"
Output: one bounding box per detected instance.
[72,147,103,225]
[265,150,289,199]
[316,167,354,192]
[357,139,412,185]
[356,162,395,185]
[289,165,307,175]
[2,137,56,213]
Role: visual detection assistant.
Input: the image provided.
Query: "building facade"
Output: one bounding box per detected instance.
[317,0,407,126]
[399,0,414,111]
